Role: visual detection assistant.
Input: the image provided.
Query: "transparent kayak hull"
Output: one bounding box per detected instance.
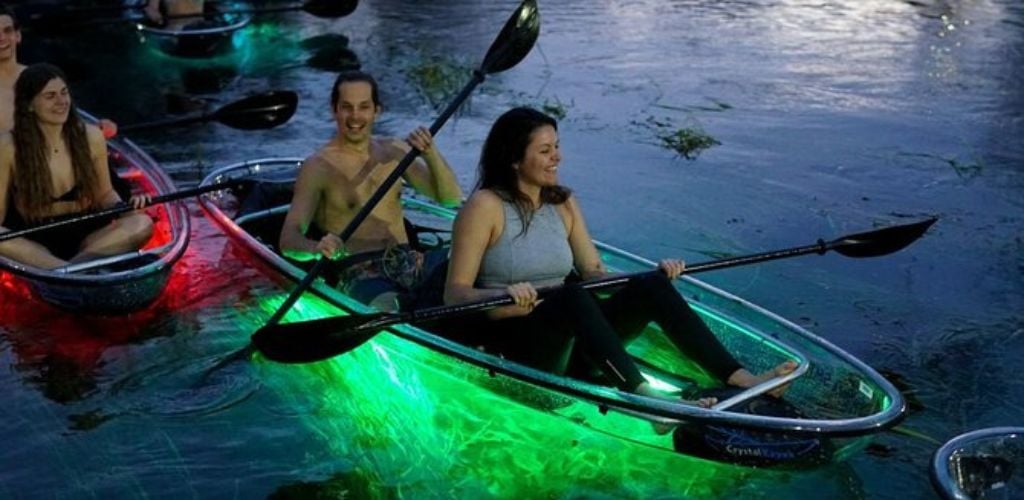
[0,113,189,314]
[198,157,906,467]
[932,427,1024,499]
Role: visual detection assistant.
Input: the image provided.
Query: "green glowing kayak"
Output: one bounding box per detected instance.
[197,157,905,467]
[136,9,250,59]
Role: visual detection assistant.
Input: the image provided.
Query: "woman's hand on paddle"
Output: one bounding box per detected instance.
[505,282,540,315]
[98,119,119,139]
[658,258,686,279]
[129,194,151,210]
[316,234,346,260]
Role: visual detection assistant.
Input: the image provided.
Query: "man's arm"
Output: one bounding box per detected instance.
[399,127,463,207]
[279,158,336,261]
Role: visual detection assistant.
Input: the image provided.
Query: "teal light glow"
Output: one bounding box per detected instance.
[134,20,303,74]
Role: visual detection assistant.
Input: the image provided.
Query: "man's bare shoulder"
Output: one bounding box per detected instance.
[296,152,333,183]
[373,136,409,162]
[301,149,330,169]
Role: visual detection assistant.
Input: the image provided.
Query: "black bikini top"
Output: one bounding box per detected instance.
[52,184,81,202]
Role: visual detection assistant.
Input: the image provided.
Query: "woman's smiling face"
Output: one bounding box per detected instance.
[516,124,561,190]
[31,78,71,126]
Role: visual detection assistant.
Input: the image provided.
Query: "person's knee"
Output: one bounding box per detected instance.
[550,282,592,306]
[123,215,154,246]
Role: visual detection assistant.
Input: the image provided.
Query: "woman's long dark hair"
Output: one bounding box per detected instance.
[477,107,570,235]
[12,63,98,222]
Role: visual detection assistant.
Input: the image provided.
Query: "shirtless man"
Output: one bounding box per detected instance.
[279,70,463,309]
[0,4,23,133]
[0,5,117,137]
[145,0,205,31]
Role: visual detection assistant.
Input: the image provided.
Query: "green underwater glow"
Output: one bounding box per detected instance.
[230,292,827,497]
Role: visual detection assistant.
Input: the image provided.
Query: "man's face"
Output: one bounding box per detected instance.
[0,15,20,63]
[333,81,380,143]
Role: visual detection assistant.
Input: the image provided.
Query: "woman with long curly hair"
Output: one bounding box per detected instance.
[0,63,151,269]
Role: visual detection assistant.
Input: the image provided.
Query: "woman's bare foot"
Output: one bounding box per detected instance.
[726,360,799,397]
[635,383,717,434]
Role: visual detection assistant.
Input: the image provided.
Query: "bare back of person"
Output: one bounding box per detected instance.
[0,75,16,133]
[0,60,24,134]
[308,136,411,255]
[147,0,204,30]
[0,7,25,133]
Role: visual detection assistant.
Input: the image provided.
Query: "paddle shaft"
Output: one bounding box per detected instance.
[251,216,933,363]
[0,181,243,243]
[264,71,486,327]
[328,239,833,336]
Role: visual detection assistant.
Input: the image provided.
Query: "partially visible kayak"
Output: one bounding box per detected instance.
[0,112,190,314]
[136,7,251,59]
[198,157,906,467]
[932,427,1024,499]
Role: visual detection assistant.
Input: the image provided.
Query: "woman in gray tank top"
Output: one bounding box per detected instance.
[440,107,795,415]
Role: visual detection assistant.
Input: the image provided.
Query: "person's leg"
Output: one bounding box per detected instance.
[72,214,153,263]
[0,237,66,269]
[601,272,796,390]
[434,285,638,383]
[343,276,401,311]
[600,272,743,382]
[449,310,576,375]
[542,284,648,391]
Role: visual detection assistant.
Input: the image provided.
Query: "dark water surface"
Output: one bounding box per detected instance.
[2,0,1022,498]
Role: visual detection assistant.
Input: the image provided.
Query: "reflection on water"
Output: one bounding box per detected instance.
[2,0,1022,497]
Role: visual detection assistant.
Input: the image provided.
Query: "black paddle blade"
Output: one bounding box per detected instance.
[830,217,937,258]
[251,312,390,363]
[214,91,299,130]
[303,0,359,18]
[479,0,540,75]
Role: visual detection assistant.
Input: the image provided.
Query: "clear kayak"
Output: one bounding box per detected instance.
[136,8,250,59]
[198,157,906,467]
[932,427,1024,499]
[0,112,190,314]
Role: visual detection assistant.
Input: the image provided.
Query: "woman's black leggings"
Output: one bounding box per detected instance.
[466,272,743,391]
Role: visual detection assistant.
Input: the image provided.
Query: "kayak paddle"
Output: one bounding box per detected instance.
[0,180,249,243]
[253,217,938,363]
[119,91,298,133]
[257,0,541,331]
